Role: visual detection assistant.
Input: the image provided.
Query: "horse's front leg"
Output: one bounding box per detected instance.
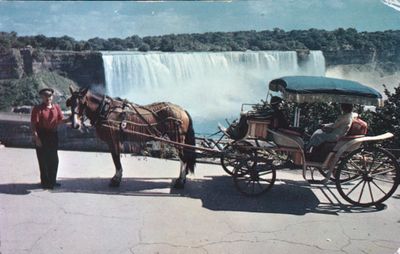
[109,150,123,187]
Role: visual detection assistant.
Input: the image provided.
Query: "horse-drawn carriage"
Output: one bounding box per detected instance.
[219,76,399,207]
[67,76,399,207]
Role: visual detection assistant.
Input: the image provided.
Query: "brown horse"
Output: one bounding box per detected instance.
[66,86,196,189]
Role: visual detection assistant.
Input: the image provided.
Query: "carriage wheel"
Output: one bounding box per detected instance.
[220,141,256,175]
[233,153,277,197]
[317,161,359,183]
[335,147,400,207]
[317,167,336,182]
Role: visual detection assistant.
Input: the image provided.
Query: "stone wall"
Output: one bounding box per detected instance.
[0,113,109,152]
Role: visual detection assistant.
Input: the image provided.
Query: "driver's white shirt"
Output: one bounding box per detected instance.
[325,112,358,138]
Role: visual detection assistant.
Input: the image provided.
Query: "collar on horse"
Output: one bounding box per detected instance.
[91,95,111,126]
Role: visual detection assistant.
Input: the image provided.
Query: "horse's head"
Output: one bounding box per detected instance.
[66,85,89,129]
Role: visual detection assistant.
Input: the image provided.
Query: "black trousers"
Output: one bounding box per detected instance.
[35,130,59,187]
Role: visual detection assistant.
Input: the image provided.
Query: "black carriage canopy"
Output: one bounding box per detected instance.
[269,76,383,107]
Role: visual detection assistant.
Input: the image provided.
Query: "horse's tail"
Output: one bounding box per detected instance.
[183,111,196,174]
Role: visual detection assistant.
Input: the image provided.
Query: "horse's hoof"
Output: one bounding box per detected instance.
[109,179,121,187]
[172,178,185,189]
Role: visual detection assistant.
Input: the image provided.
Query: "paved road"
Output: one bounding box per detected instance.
[0,147,399,254]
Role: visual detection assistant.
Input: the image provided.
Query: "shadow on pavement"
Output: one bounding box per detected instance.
[0,183,41,195]
[0,175,386,215]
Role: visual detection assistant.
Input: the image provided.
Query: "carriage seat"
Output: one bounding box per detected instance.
[272,128,304,148]
[316,116,368,147]
[321,135,366,144]
[307,135,366,162]
[338,135,365,141]
[306,117,368,163]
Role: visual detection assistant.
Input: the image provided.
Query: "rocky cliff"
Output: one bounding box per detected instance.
[0,48,105,87]
[0,49,24,79]
[324,49,399,73]
[2,48,398,83]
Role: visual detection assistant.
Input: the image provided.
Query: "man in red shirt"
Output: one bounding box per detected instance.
[31,88,68,189]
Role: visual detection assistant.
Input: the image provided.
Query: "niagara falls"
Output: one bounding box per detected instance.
[102,50,326,133]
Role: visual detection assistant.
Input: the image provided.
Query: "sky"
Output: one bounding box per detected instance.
[0,0,399,39]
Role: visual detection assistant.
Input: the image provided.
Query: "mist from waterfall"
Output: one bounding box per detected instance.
[102,51,326,133]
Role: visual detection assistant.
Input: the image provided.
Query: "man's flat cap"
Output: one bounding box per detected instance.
[39,88,55,96]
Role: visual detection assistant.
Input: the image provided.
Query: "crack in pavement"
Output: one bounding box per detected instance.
[130,219,351,253]
[29,193,140,221]
[224,218,338,236]
[129,238,342,254]
[130,241,208,254]
[28,224,58,253]
[222,218,343,252]
[338,221,400,254]
[131,215,388,254]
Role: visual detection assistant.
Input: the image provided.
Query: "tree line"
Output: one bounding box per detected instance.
[0,28,399,54]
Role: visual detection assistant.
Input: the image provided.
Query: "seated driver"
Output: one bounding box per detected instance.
[305,103,357,151]
[270,96,302,133]
[270,96,289,129]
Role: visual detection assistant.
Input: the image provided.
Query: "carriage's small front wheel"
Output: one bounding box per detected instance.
[335,146,400,207]
[233,154,276,197]
[221,141,256,175]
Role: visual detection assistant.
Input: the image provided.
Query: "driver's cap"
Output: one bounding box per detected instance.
[39,88,55,96]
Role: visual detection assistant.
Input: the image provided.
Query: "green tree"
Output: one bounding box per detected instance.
[365,85,400,148]
[138,43,150,52]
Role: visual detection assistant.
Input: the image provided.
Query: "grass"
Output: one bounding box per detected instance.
[0,71,75,111]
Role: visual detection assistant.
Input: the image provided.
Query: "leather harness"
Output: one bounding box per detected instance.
[90,96,181,139]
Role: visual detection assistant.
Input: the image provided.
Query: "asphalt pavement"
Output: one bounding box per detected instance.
[0,147,399,254]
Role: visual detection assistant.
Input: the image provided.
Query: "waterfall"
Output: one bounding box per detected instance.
[102,51,326,133]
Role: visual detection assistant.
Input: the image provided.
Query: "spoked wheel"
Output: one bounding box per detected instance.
[233,152,277,196]
[307,166,329,182]
[335,146,400,207]
[220,141,256,175]
[317,167,336,182]
[318,160,359,183]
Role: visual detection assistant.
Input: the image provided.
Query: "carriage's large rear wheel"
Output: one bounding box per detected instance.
[233,152,277,196]
[335,146,400,207]
[221,141,256,175]
[317,162,360,183]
